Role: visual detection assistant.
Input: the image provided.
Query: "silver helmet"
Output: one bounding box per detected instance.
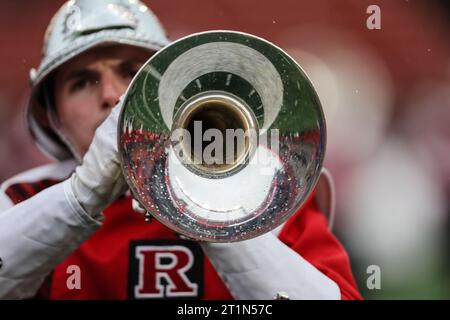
[27,0,170,160]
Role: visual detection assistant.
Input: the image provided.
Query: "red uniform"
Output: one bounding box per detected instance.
[4,176,361,300]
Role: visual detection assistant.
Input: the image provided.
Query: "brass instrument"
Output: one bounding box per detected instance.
[118,31,326,242]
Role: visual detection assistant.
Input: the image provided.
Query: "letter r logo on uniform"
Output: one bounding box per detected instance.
[128,241,204,299]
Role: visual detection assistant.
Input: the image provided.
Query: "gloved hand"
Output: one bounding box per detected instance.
[70,98,128,219]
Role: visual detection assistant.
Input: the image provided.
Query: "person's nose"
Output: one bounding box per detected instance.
[100,72,125,110]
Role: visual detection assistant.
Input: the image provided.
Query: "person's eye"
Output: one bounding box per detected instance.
[70,79,88,92]
[124,68,138,80]
[120,64,140,80]
[70,78,97,92]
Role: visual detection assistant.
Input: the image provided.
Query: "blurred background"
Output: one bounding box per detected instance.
[0,0,449,299]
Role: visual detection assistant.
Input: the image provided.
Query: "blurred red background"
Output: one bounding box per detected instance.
[0,0,449,180]
[1,0,449,299]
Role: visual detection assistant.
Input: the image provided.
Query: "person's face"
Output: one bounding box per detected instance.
[53,45,151,157]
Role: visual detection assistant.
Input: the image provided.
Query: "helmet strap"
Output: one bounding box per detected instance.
[43,82,83,163]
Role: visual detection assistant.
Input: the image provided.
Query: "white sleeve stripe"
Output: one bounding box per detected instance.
[0,190,14,211]
[0,160,77,193]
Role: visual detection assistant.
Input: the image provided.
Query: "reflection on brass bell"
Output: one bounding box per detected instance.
[118,31,326,242]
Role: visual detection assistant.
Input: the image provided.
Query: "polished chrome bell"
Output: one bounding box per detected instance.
[118,30,326,242]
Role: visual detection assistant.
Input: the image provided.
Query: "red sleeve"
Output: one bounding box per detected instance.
[278,197,363,300]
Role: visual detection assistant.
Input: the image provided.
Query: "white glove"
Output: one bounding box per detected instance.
[70,98,128,219]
